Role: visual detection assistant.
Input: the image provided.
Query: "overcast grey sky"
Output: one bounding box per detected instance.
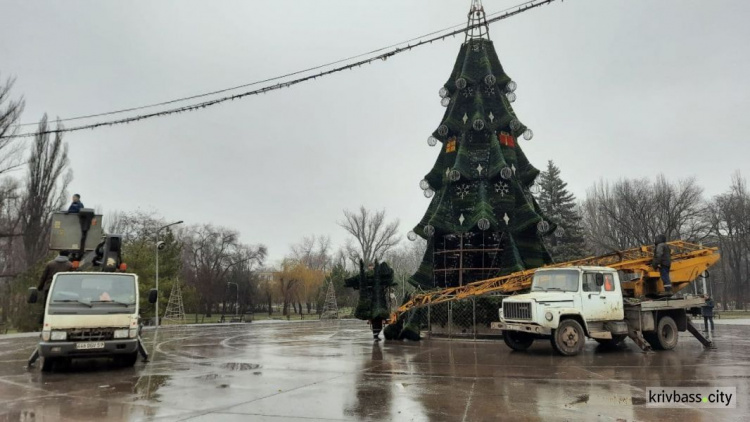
[1,0,748,264]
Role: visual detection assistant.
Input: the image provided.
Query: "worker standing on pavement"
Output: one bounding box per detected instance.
[702,294,715,332]
[67,194,84,213]
[652,234,672,294]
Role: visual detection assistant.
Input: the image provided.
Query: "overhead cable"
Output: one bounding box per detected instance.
[3,0,557,140]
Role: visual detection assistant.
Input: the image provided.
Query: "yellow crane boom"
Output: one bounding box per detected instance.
[389,241,719,324]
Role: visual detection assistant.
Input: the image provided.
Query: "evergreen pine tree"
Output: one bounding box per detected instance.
[537,160,586,262]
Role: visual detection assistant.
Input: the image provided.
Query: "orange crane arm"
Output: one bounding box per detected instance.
[389,241,719,324]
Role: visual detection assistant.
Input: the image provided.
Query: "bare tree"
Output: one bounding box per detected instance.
[581,175,708,254]
[707,173,749,310]
[20,115,70,265]
[0,74,25,175]
[181,224,266,315]
[384,238,426,297]
[339,206,400,267]
[290,234,331,271]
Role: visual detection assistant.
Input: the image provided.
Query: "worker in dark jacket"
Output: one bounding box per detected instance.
[702,295,715,332]
[67,194,84,213]
[38,251,73,299]
[28,252,73,367]
[652,234,672,294]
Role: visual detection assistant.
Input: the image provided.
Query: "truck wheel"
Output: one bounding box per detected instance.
[503,331,534,351]
[595,335,626,348]
[41,357,57,372]
[649,316,678,350]
[116,352,138,367]
[551,319,586,356]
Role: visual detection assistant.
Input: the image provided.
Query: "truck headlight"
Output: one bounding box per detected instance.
[129,328,138,338]
[42,330,51,341]
[114,329,130,339]
[50,331,67,341]
[545,312,553,321]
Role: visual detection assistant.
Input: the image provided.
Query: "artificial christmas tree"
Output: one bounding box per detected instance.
[408,0,555,289]
[345,260,396,340]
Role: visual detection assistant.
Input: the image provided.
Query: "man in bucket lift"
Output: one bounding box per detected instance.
[652,234,672,295]
[67,194,84,213]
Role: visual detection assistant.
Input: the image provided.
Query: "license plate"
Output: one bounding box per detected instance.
[76,342,105,350]
[505,324,522,331]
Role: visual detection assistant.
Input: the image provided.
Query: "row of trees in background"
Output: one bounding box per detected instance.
[1,72,748,332]
[537,160,749,310]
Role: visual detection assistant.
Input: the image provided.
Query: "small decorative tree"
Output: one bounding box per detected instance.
[345,260,396,340]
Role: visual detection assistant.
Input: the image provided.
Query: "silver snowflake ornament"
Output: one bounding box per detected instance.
[495,181,509,196]
[456,184,471,199]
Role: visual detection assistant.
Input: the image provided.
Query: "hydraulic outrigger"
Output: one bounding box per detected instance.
[389,241,720,324]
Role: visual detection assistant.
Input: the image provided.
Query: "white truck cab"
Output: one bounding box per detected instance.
[31,271,153,371]
[492,266,709,356]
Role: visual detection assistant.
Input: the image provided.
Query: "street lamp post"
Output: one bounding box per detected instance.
[155,220,183,326]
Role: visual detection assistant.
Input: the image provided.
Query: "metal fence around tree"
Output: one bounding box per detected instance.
[405,294,505,339]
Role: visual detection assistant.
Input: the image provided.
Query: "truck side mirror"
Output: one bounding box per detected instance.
[148,289,158,304]
[28,288,38,304]
[595,273,604,287]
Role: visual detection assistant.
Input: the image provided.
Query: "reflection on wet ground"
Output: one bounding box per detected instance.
[0,320,748,421]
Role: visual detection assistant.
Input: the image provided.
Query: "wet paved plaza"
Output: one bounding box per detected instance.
[0,319,749,421]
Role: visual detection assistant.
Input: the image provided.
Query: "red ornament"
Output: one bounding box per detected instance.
[498,132,515,148]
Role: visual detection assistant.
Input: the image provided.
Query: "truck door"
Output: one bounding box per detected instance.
[599,272,624,319]
[581,272,611,321]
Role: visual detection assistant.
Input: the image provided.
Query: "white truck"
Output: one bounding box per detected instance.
[29,271,156,371]
[491,266,712,356]
[27,209,156,371]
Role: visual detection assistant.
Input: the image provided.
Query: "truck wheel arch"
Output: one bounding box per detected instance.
[653,310,687,332]
[558,314,589,336]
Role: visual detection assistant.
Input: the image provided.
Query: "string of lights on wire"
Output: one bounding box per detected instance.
[4,0,558,140]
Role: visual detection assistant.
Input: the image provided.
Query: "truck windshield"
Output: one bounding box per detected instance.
[50,274,136,306]
[531,270,579,292]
